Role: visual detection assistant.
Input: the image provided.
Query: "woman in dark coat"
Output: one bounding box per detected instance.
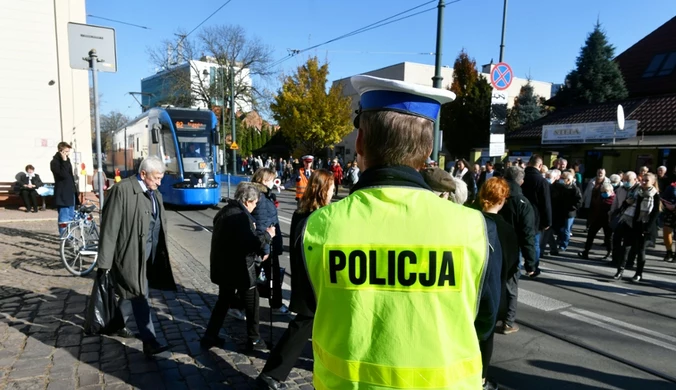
[551,171,583,253]
[50,142,78,235]
[251,168,287,315]
[202,182,276,351]
[479,177,516,390]
[615,173,661,282]
[16,164,44,213]
[257,169,335,389]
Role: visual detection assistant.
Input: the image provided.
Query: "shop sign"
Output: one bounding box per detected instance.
[542,121,637,144]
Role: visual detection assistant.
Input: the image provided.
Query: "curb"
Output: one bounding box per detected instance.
[0,218,58,223]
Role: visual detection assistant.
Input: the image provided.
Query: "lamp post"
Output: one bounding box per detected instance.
[431,0,445,162]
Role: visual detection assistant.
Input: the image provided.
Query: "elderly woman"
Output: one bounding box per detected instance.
[16,164,44,213]
[202,182,276,351]
[251,168,288,315]
[614,173,660,282]
[420,167,468,205]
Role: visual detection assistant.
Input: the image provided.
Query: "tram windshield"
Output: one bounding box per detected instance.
[178,135,212,174]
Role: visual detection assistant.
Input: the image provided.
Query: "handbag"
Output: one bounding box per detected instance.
[256,266,286,298]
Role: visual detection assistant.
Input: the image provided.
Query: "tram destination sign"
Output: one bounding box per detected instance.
[541,121,638,145]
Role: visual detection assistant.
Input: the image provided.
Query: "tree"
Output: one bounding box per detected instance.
[506,79,543,132]
[148,25,274,112]
[556,22,628,106]
[271,57,352,155]
[439,50,492,159]
[91,110,129,154]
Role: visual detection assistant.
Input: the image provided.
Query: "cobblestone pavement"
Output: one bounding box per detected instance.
[0,220,314,390]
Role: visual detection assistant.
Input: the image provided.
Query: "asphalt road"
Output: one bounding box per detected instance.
[164,189,676,390]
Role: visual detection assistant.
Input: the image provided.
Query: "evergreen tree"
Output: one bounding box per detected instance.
[439,50,492,158]
[557,22,628,106]
[253,130,261,151]
[507,79,543,132]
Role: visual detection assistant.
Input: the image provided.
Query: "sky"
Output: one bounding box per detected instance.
[86,0,676,121]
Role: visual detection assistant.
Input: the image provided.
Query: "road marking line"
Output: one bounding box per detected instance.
[278,215,292,224]
[570,307,676,344]
[518,288,571,311]
[561,310,676,352]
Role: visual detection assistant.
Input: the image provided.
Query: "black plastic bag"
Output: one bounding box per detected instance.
[84,269,119,335]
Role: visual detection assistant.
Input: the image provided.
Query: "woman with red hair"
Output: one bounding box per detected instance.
[477,177,521,390]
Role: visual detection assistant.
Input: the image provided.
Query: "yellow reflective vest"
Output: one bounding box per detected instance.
[303,186,489,390]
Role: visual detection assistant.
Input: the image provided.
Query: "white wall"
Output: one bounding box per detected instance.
[0,0,92,189]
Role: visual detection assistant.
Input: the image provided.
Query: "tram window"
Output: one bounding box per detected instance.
[161,125,179,173]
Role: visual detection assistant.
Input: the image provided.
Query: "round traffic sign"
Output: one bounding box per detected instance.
[490,62,513,91]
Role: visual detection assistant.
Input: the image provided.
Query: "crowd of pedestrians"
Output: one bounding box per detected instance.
[76,73,675,390]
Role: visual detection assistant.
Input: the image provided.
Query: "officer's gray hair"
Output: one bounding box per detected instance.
[448,178,468,205]
[234,182,260,204]
[547,169,561,180]
[504,166,525,183]
[139,156,166,174]
[562,171,574,182]
[658,166,667,173]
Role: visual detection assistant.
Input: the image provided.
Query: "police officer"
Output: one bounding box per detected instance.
[295,155,313,207]
[276,76,502,390]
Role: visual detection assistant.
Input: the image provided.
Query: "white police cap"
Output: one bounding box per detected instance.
[351,75,456,127]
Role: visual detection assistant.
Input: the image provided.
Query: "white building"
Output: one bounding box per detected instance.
[332,61,553,162]
[141,59,253,113]
[0,0,93,189]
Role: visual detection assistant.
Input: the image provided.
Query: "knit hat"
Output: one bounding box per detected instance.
[421,167,456,193]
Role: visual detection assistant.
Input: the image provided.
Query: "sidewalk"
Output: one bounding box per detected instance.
[0,220,314,390]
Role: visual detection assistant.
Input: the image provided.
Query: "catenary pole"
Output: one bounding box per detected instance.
[431,0,445,163]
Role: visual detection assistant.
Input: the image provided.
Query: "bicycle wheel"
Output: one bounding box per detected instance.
[60,224,98,276]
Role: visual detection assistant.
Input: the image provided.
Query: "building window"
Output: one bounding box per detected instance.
[643,52,676,78]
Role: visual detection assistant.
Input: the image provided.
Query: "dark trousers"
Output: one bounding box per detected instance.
[479,331,495,379]
[263,254,283,308]
[502,272,519,326]
[19,189,38,210]
[583,219,612,254]
[118,276,156,343]
[262,314,314,381]
[205,286,260,342]
[613,222,637,268]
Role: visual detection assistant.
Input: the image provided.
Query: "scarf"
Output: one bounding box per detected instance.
[638,186,657,223]
[455,167,468,179]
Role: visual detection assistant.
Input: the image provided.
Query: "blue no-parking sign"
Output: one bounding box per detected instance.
[490,62,513,91]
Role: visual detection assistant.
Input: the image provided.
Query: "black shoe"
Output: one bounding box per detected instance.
[668,254,675,263]
[632,274,642,282]
[256,373,286,390]
[602,251,611,260]
[577,251,589,260]
[483,379,499,390]
[528,269,541,278]
[200,335,225,349]
[663,252,673,262]
[31,208,38,213]
[613,270,623,280]
[24,209,30,213]
[246,339,268,352]
[115,327,137,339]
[143,341,170,356]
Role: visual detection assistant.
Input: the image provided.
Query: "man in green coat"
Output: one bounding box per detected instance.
[97,156,177,356]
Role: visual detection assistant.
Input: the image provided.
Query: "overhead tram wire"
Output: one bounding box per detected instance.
[264,0,463,72]
[169,0,235,63]
[87,15,151,30]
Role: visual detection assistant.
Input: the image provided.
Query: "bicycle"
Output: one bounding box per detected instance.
[59,203,99,276]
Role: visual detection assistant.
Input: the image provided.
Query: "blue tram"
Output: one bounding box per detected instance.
[103,107,221,207]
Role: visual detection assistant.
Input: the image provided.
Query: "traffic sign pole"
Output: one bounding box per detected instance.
[431,0,445,163]
[86,50,105,209]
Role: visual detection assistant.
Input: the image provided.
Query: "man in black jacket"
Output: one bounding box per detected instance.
[477,161,496,189]
[520,155,552,268]
[497,166,538,335]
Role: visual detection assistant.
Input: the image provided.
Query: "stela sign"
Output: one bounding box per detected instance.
[542,121,638,144]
